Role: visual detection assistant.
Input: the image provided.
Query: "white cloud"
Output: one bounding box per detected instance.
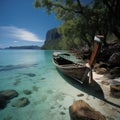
[14,41,19,43]
[0,26,44,42]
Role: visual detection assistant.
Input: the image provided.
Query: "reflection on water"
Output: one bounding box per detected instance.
[0,50,48,66]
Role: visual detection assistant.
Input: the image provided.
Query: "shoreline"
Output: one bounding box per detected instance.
[0,71,120,120]
[93,72,120,107]
[0,49,120,120]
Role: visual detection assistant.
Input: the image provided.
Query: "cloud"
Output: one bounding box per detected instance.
[14,41,19,43]
[0,26,44,42]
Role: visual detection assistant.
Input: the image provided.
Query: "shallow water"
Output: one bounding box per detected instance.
[0,50,120,120]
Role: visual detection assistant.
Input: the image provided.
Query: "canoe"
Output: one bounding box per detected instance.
[52,52,90,83]
[52,35,104,84]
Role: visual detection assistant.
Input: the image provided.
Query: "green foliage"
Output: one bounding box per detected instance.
[34,0,120,50]
[58,16,85,49]
[102,0,120,38]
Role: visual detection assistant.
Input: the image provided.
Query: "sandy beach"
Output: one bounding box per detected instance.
[93,72,120,106]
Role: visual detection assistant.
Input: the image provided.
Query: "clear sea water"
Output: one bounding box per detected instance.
[0,50,120,120]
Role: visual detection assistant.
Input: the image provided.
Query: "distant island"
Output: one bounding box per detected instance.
[5,45,41,50]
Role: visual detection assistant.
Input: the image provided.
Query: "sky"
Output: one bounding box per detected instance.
[0,0,62,48]
[0,0,91,48]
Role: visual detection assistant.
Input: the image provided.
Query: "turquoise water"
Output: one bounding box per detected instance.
[0,50,72,120]
[0,50,120,120]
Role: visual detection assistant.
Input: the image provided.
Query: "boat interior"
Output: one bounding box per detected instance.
[54,57,74,65]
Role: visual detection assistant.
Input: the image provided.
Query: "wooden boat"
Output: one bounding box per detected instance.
[52,35,104,84]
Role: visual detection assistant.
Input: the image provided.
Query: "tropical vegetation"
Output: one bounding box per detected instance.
[34,0,120,50]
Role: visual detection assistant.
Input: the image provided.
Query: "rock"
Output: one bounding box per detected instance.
[110,85,120,98]
[60,111,66,115]
[98,41,120,62]
[0,94,7,109]
[110,67,120,78]
[23,90,32,95]
[69,100,106,120]
[77,93,84,97]
[12,97,30,107]
[42,28,61,49]
[0,90,18,100]
[109,52,120,66]
[94,63,108,74]
[101,81,110,85]
[79,47,91,60]
[45,28,61,43]
[0,90,18,109]
[95,67,108,74]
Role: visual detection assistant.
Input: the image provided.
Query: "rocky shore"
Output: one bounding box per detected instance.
[68,39,120,119]
[71,38,120,97]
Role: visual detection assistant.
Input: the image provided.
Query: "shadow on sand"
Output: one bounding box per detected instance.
[57,69,120,108]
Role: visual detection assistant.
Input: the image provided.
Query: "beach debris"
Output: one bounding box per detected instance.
[23,90,32,95]
[77,93,84,97]
[110,85,120,98]
[0,90,19,109]
[69,100,106,120]
[12,97,30,107]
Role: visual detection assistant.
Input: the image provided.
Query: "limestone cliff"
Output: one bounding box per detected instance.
[42,28,61,49]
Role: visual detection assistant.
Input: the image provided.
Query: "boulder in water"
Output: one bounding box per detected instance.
[12,97,30,107]
[0,90,18,100]
[0,94,7,109]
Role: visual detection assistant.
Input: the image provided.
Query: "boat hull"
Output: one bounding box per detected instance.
[52,57,90,83]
